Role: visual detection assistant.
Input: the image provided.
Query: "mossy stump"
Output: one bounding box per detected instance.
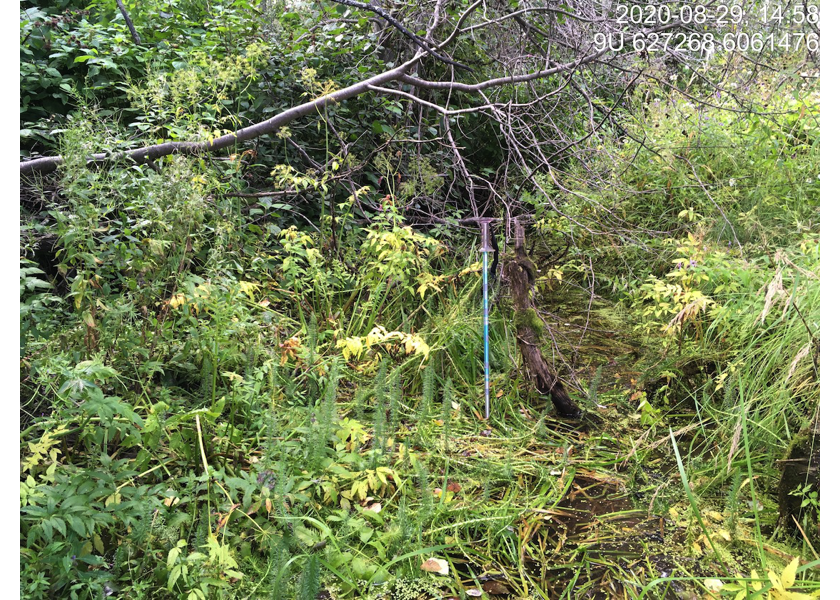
[503,220,579,418]
[777,413,820,545]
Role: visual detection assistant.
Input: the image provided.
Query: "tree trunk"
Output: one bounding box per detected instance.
[777,412,820,543]
[503,220,579,418]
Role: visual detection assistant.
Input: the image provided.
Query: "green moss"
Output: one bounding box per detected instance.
[514,307,545,337]
[785,430,813,458]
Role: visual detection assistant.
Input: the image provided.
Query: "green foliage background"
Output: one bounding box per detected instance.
[20,1,819,598]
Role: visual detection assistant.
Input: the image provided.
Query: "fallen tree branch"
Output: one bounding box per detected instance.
[223,190,298,198]
[20,61,415,176]
[20,48,605,177]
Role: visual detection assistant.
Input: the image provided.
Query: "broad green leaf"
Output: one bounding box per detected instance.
[168,564,182,591]
[167,547,181,568]
[66,515,86,537]
[50,517,66,537]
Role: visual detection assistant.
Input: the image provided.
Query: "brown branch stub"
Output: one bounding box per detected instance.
[504,219,580,418]
[116,0,142,45]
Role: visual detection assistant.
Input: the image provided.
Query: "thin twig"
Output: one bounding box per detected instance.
[327,0,473,72]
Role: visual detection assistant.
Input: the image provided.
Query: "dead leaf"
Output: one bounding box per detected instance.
[482,580,511,595]
[706,511,724,523]
[420,558,449,575]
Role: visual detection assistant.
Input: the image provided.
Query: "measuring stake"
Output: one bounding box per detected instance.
[478,219,494,420]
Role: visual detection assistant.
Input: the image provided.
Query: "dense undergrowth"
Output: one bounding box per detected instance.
[21,1,819,599]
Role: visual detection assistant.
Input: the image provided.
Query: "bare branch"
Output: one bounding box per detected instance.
[20,61,416,176]
[398,49,606,93]
[460,5,606,35]
[366,84,490,116]
[327,0,473,71]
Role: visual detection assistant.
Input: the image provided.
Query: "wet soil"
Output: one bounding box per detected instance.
[526,472,697,599]
[509,286,704,598]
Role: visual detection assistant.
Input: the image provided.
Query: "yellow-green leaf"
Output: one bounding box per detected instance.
[768,569,783,591]
[82,311,96,328]
[781,557,799,590]
[751,569,763,591]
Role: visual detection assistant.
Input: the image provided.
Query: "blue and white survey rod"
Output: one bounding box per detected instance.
[477,218,494,420]
[459,215,534,421]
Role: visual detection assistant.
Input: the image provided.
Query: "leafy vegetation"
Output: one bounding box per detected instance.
[21,0,819,598]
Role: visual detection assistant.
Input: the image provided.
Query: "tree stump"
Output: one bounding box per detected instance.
[777,412,820,543]
[503,220,580,418]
